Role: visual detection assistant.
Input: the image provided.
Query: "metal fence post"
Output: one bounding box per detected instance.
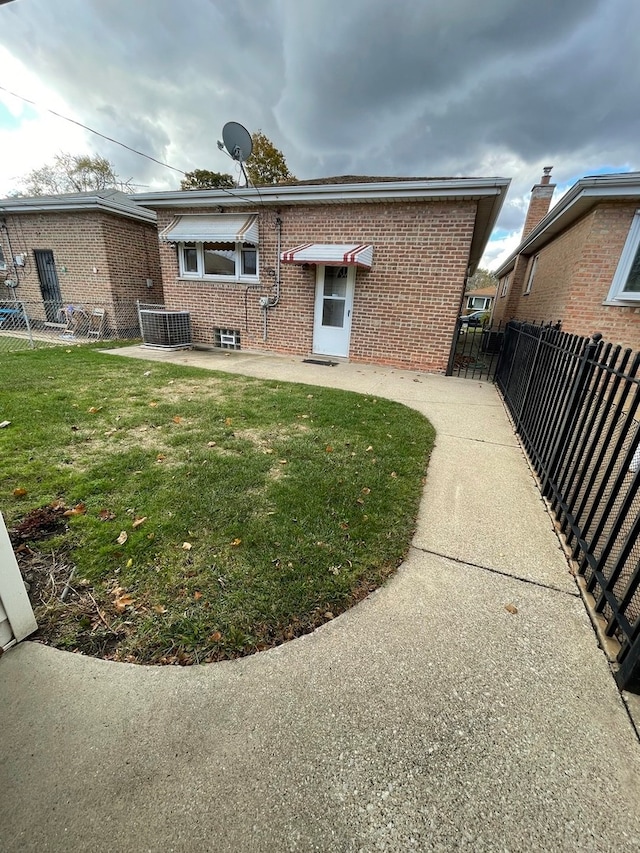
[540,332,602,499]
[19,300,35,349]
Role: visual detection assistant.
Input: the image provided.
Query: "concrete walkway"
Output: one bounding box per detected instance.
[2,347,639,852]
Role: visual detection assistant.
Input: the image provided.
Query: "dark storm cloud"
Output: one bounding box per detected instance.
[1,0,638,247]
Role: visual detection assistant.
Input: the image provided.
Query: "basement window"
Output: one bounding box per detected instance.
[606,209,640,304]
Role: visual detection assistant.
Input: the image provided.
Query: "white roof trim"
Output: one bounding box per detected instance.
[281,243,374,269]
[495,172,640,277]
[159,213,259,244]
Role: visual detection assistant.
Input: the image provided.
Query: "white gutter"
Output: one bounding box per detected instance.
[132,177,510,208]
[0,195,156,224]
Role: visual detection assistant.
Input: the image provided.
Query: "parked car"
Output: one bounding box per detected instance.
[459,310,488,328]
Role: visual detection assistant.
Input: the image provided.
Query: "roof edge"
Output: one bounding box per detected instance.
[494,172,640,277]
[0,193,156,223]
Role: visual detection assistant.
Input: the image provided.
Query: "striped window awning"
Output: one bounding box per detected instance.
[159,214,259,244]
[280,243,373,269]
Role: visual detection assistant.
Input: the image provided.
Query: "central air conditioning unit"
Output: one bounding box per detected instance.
[139,309,192,349]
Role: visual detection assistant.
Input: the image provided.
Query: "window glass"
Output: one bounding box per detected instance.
[242,244,257,276]
[203,242,235,276]
[323,267,348,298]
[322,298,345,327]
[183,242,198,273]
[623,244,640,293]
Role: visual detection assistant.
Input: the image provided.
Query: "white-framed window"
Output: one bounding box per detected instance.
[500,274,510,297]
[466,295,491,311]
[605,209,640,304]
[524,255,538,295]
[178,241,258,281]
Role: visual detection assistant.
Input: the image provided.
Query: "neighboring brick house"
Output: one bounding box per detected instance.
[0,190,162,334]
[493,170,640,349]
[133,176,509,372]
[463,285,497,316]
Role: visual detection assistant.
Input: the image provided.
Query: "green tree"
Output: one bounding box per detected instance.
[180,169,235,190]
[466,267,498,291]
[17,152,127,196]
[245,130,295,186]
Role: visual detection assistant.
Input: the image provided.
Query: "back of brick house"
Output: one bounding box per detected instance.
[134,176,510,372]
[493,169,640,350]
[0,191,162,332]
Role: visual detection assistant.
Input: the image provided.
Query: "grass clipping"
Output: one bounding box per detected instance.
[2,348,435,665]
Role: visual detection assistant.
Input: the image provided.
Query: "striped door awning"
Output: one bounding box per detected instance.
[280,243,373,269]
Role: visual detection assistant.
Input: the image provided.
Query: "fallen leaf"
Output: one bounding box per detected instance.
[172,416,183,424]
[156,454,166,462]
[194,591,203,600]
[210,631,222,643]
[63,503,86,517]
[324,611,334,620]
[365,445,373,452]
[148,401,158,408]
[114,594,134,612]
[50,499,66,510]
[126,558,133,568]
[361,487,371,495]
[13,487,27,497]
[167,380,174,385]
[356,498,365,505]
[0,420,11,429]
[230,538,242,547]
[182,541,192,550]
[279,459,288,465]
[339,522,349,530]
[143,371,151,377]
[88,406,102,414]
[505,603,519,615]
[207,441,217,447]
[390,471,398,478]
[104,429,117,436]
[132,516,147,529]
[116,530,128,545]
[147,533,155,540]
[225,417,233,426]
[325,446,334,453]
[153,605,167,614]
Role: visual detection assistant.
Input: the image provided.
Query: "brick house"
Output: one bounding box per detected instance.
[463,285,497,316]
[133,176,510,372]
[493,170,640,349]
[0,190,162,334]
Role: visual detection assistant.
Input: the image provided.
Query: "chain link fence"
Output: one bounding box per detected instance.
[0,300,165,353]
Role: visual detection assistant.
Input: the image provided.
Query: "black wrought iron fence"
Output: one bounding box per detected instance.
[447,319,506,380]
[496,321,640,693]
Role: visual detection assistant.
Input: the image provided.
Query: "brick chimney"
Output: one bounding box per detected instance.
[521,166,556,240]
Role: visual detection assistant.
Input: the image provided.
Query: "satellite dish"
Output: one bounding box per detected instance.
[222,122,253,162]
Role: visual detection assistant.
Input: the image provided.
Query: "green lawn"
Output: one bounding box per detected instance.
[1,347,435,664]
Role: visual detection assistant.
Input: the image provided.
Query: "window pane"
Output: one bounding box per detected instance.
[203,242,235,276]
[242,245,257,276]
[183,243,198,273]
[323,266,348,297]
[322,298,345,327]
[623,244,640,293]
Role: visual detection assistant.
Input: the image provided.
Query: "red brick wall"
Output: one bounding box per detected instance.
[155,200,477,372]
[500,203,640,349]
[0,210,162,326]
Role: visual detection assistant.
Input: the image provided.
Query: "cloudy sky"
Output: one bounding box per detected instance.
[0,0,638,268]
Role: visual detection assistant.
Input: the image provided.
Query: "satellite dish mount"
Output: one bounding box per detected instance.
[220,122,253,187]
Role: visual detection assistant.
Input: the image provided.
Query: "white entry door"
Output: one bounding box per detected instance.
[313,265,355,357]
